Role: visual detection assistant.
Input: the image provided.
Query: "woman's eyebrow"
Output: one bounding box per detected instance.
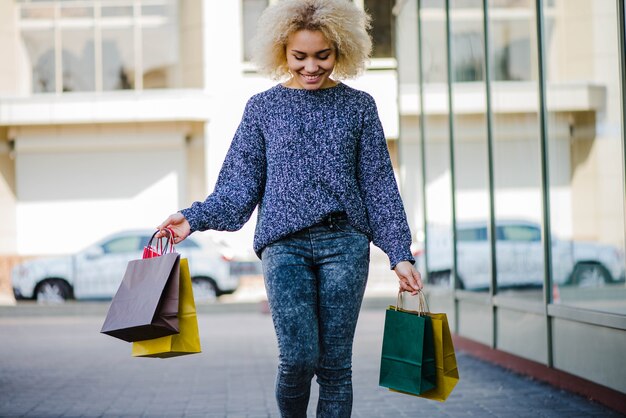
[290,48,333,54]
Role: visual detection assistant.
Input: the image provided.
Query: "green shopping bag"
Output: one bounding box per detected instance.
[379,291,436,395]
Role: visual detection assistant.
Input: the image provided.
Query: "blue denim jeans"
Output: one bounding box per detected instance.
[261,213,370,418]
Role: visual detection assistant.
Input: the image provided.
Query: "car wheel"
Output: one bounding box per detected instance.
[35,280,72,304]
[570,263,611,287]
[192,277,218,303]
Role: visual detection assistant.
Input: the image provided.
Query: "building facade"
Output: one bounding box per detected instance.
[0,0,399,258]
[395,0,626,395]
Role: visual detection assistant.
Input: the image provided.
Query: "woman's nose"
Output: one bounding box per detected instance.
[304,59,318,73]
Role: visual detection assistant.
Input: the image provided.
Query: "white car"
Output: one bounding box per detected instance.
[415,220,625,289]
[12,230,240,303]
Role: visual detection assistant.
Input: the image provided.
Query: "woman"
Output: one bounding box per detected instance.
[157,0,423,416]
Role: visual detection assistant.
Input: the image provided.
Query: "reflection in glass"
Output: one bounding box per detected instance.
[142,4,179,89]
[60,5,94,18]
[102,6,133,18]
[491,20,531,81]
[102,28,135,90]
[21,29,56,93]
[242,0,268,62]
[18,0,180,93]
[396,0,423,264]
[421,12,447,83]
[421,2,454,288]
[450,0,491,292]
[61,28,95,92]
[142,4,168,17]
[544,0,626,314]
[20,5,54,20]
[365,0,394,58]
[490,0,544,298]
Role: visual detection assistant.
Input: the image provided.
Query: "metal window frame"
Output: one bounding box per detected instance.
[534,0,554,367]
[618,0,626,289]
[444,0,461,333]
[417,0,430,284]
[482,0,498,349]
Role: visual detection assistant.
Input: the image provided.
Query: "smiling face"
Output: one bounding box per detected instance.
[284,29,337,90]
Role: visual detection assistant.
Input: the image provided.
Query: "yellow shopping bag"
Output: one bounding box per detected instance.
[132,258,201,358]
[417,312,459,401]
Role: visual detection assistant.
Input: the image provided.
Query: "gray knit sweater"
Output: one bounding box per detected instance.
[180,83,414,269]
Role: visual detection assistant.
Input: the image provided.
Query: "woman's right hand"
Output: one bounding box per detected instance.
[156,213,191,244]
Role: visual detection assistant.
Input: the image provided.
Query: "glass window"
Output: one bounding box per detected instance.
[497,224,541,242]
[61,28,95,92]
[102,6,133,18]
[365,0,394,58]
[142,2,179,89]
[142,4,168,17]
[396,0,418,85]
[491,19,532,81]
[20,5,54,20]
[18,0,180,93]
[60,5,94,19]
[20,29,56,93]
[490,0,544,297]
[102,27,135,90]
[421,10,447,83]
[421,1,454,289]
[242,0,268,62]
[103,236,141,254]
[452,29,484,82]
[450,0,491,293]
[544,0,626,314]
[396,0,423,258]
[176,238,199,249]
[458,227,488,242]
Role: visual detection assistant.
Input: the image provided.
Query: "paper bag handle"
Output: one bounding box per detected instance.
[147,228,176,255]
[394,290,430,315]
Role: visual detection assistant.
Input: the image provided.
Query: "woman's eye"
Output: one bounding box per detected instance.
[294,56,305,61]
[318,55,330,60]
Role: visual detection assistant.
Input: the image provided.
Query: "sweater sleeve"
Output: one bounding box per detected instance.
[180,98,266,233]
[357,94,415,270]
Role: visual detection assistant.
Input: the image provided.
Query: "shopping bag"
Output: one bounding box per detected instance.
[132,258,202,358]
[379,291,436,396]
[418,312,459,401]
[389,299,460,401]
[101,231,180,342]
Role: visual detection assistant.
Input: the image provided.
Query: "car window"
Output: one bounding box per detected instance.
[102,236,142,254]
[139,235,200,251]
[457,227,488,242]
[497,225,541,242]
[176,238,199,249]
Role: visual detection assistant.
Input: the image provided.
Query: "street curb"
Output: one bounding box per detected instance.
[0,296,395,318]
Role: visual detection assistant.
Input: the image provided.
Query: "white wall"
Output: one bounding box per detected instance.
[0,2,19,95]
[14,123,188,255]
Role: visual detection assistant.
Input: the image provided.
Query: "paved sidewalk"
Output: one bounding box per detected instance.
[0,304,622,418]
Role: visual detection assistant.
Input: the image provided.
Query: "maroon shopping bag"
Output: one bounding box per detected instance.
[101,231,180,342]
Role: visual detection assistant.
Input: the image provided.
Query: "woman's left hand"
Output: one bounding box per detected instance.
[393,261,424,295]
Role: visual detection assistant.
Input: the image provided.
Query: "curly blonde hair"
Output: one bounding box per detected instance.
[251,0,372,80]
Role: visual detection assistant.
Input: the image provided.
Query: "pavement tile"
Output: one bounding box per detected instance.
[0,308,622,418]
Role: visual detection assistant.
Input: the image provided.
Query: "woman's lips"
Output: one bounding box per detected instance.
[300,73,323,83]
